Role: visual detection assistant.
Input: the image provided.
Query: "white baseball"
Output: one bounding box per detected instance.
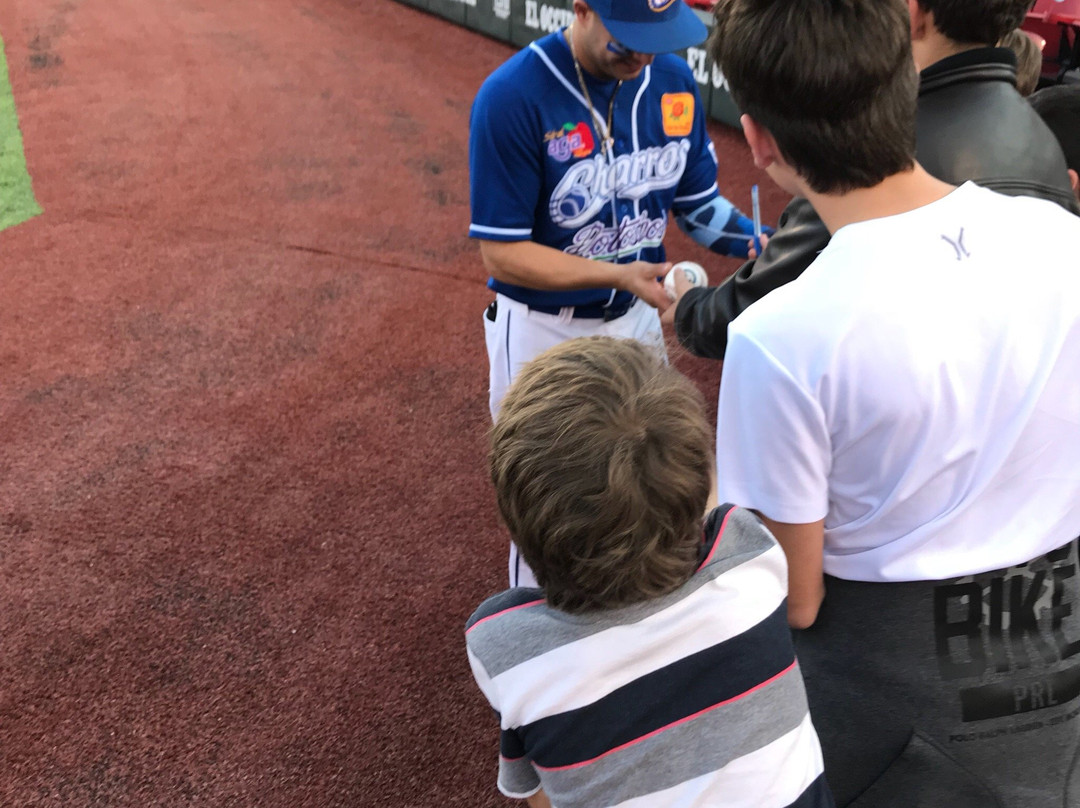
[664,261,707,300]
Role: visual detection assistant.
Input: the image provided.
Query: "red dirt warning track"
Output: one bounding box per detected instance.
[0,1,785,805]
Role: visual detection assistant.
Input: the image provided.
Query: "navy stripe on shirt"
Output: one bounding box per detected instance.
[785,773,836,808]
[518,602,796,769]
[500,726,528,761]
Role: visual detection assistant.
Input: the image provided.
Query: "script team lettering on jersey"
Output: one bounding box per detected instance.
[549,140,690,228]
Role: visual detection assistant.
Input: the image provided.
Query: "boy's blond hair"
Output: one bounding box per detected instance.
[1000,29,1042,97]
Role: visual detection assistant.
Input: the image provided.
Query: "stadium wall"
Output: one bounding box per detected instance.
[390,0,742,127]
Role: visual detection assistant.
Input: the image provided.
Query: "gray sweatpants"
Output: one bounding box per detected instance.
[795,539,1080,807]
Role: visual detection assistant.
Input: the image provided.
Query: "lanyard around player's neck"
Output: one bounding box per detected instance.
[565,25,633,264]
[565,25,621,156]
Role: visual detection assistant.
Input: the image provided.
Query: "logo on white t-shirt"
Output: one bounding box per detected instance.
[941,227,970,261]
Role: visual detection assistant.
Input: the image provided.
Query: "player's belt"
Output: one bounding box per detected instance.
[528,292,636,321]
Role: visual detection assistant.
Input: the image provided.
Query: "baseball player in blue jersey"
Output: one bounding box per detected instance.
[470,0,767,587]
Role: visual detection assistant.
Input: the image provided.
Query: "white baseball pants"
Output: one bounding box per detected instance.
[483,293,666,588]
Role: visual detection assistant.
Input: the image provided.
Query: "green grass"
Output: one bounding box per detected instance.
[0,33,41,233]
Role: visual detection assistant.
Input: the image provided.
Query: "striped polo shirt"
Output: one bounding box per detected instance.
[465,505,833,808]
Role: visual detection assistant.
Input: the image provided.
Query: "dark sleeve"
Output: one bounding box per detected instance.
[673,197,831,359]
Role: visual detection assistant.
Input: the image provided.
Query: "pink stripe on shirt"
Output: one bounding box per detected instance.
[535,659,799,772]
[466,598,546,634]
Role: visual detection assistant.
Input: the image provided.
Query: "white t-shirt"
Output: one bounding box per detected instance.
[716,182,1080,582]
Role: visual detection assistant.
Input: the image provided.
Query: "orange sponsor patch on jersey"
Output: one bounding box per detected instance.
[661,92,694,137]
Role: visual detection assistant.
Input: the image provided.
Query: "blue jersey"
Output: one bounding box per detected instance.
[468,30,720,308]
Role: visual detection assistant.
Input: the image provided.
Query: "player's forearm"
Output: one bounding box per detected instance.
[673,197,829,358]
[674,196,771,259]
[479,239,628,292]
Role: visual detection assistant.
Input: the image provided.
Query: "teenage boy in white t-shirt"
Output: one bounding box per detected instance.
[708,0,1080,805]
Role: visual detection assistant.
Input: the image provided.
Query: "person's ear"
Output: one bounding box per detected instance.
[1069,168,1079,198]
[740,114,779,170]
[908,0,929,41]
[572,0,590,24]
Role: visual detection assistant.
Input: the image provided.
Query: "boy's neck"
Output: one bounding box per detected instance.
[911,33,984,73]
[805,164,956,235]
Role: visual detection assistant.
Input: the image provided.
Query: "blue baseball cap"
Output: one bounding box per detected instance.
[587,0,708,54]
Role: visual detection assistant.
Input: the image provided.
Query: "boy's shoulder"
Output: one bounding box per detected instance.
[464,505,786,665]
[463,587,573,683]
[699,504,781,572]
[465,586,546,635]
[465,505,782,642]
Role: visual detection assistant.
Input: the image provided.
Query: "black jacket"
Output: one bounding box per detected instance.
[675,48,1080,360]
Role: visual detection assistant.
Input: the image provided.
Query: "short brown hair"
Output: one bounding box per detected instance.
[491,337,712,613]
[918,0,1034,46]
[709,0,917,194]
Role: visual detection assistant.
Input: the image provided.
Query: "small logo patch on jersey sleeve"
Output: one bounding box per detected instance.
[545,122,595,162]
[661,93,694,137]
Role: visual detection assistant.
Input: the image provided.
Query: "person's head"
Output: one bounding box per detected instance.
[491,337,712,613]
[569,0,708,82]
[1029,83,1080,201]
[1000,28,1043,96]
[709,0,917,196]
[911,0,1034,48]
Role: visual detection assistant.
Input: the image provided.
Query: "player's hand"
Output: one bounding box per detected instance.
[620,261,672,312]
[660,268,696,325]
[748,232,770,260]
